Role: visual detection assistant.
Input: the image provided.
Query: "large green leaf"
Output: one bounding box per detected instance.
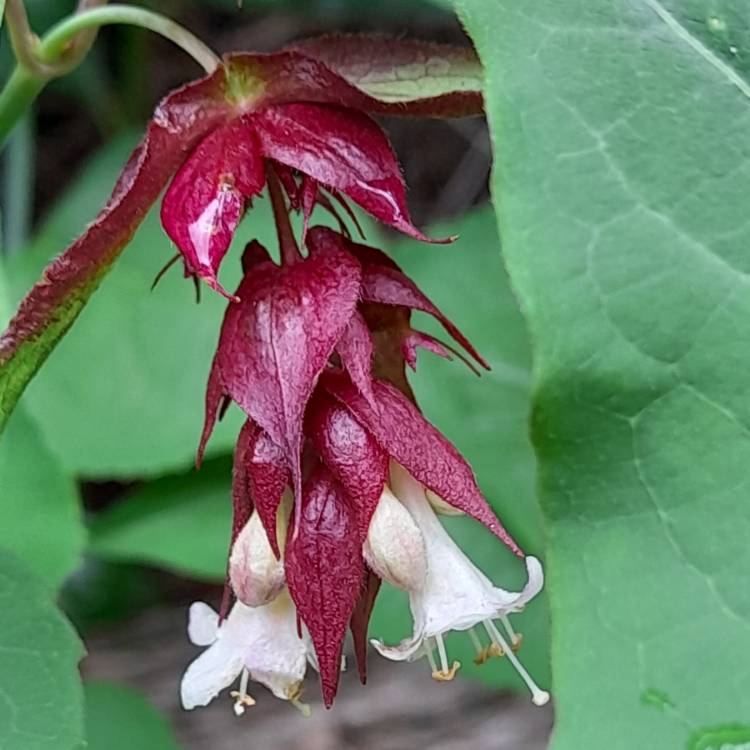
[0,549,85,750]
[370,207,549,690]
[84,682,181,750]
[0,403,85,588]
[88,457,232,580]
[457,0,750,745]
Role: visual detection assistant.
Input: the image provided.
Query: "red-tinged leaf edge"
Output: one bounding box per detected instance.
[285,465,363,707]
[0,71,231,433]
[321,370,523,557]
[286,34,484,117]
[350,567,382,684]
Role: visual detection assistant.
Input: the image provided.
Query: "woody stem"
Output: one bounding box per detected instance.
[266,164,302,265]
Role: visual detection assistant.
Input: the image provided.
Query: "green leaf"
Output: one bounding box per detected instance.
[84,682,181,750]
[457,0,750,744]
[6,135,254,477]
[0,549,85,750]
[369,207,549,690]
[0,402,85,588]
[88,456,232,580]
[1,263,85,588]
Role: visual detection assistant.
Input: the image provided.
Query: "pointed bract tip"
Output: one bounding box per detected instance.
[205,275,241,303]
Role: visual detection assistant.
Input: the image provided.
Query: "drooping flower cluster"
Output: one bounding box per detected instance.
[0,32,550,715]
[180,212,549,711]
[143,37,552,717]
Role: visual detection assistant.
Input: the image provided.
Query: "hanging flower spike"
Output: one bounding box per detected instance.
[372,463,549,707]
[1,36,484,432]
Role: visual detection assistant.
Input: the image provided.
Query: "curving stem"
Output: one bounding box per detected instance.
[0,2,221,148]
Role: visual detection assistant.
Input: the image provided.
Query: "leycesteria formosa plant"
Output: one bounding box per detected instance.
[0,17,549,717]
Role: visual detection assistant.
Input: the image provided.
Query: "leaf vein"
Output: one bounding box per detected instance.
[642,0,750,100]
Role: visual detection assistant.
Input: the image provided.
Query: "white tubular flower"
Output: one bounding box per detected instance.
[372,463,549,707]
[363,486,427,591]
[229,511,285,608]
[181,589,311,716]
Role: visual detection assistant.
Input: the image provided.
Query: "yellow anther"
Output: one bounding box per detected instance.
[431,660,461,682]
[511,633,524,653]
[488,642,505,658]
[473,646,492,665]
[230,690,256,716]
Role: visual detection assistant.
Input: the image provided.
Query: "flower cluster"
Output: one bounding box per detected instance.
[180,215,549,711]
[41,33,547,716]
[0,31,549,716]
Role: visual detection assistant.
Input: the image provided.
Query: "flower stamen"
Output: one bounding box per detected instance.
[230,669,256,716]
[483,620,549,706]
[468,627,489,665]
[285,682,312,717]
[430,634,460,681]
[500,614,523,652]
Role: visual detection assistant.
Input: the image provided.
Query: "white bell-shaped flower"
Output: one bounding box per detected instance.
[181,589,311,715]
[229,511,286,607]
[363,485,427,591]
[372,463,549,706]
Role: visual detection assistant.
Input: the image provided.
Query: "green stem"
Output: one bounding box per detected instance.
[37,5,220,74]
[0,4,220,149]
[0,67,44,148]
[2,112,35,256]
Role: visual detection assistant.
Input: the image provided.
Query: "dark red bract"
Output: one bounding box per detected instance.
[198,224,524,705]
